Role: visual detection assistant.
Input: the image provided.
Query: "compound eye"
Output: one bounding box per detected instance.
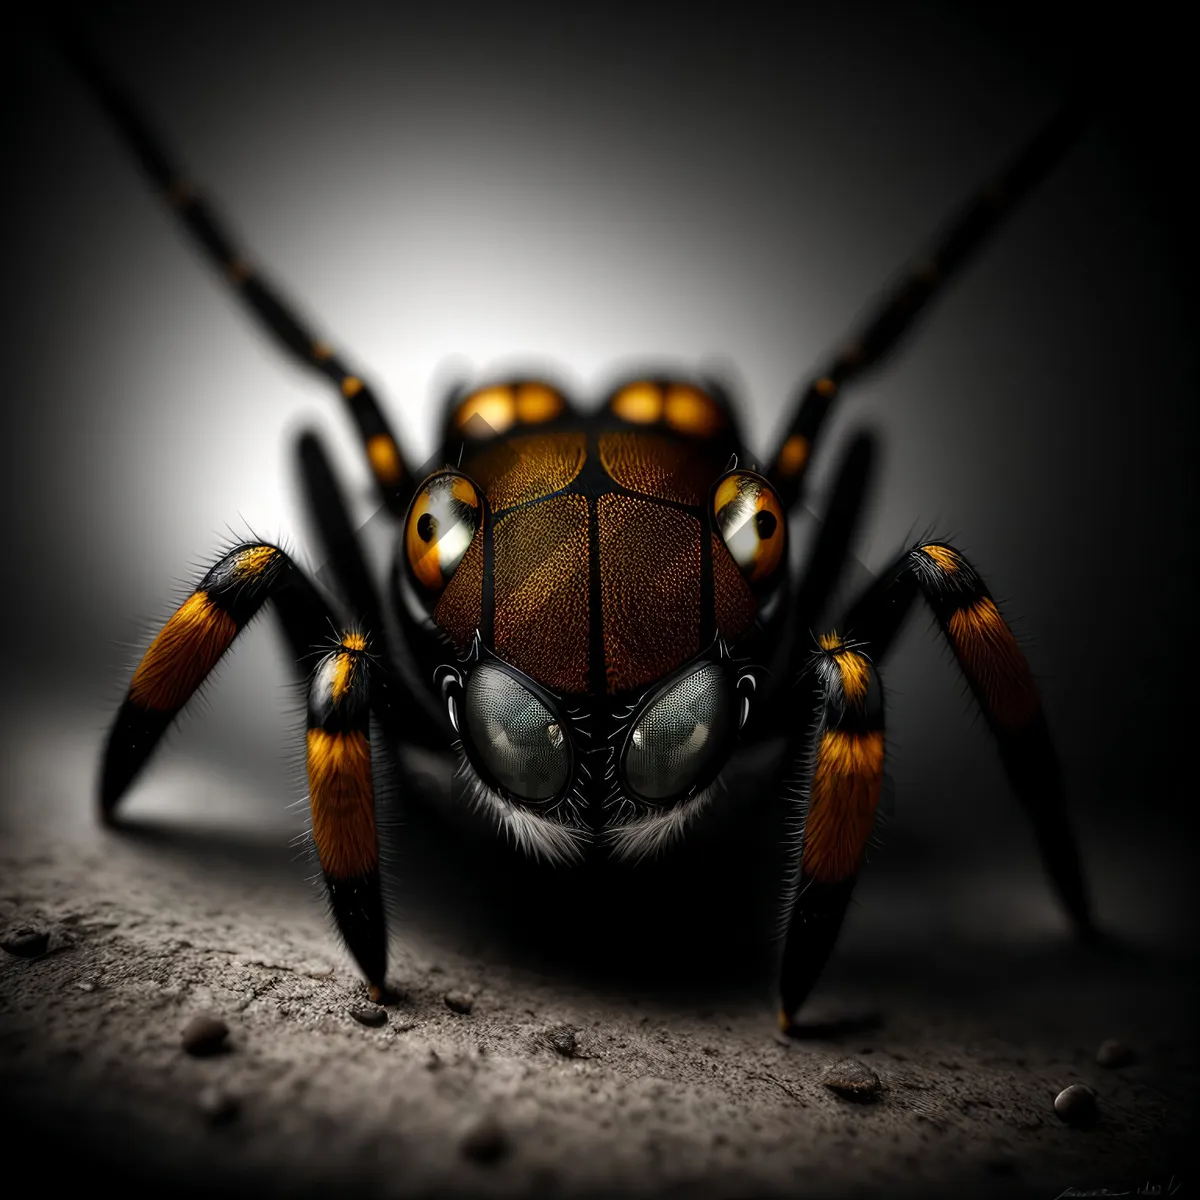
[713,471,786,585]
[404,471,483,596]
[623,662,732,802]
[462,664,570,801]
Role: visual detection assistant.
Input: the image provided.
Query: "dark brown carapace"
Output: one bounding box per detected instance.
[408,378,782,699]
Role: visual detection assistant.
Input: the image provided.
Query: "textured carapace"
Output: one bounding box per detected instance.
[423,378,768,697]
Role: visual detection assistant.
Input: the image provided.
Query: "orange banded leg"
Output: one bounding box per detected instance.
[306,634,388,995]
[766,103,1085,513]
[841,540,1093,934]
[100,543,330,817]
[778,637,885,1032]
[60,34,413,515]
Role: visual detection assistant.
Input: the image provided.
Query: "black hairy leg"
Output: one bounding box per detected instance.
[101,543,393,996]
[775,634,885,1033]
[835,540,1094,936]
[765,103,1085,513]
[59,33,416,517]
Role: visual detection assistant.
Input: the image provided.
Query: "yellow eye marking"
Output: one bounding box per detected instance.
[713,472,786,583]
[341,375,364,398]
[405,473,482,594]
[664,384,724,437]
[515,382,564,425]
[611,381,663,424]
[366,433,403,486]
[456,386,516,437]
[777,434,809,476]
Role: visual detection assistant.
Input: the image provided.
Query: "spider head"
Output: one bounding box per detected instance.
[398,436,787,860]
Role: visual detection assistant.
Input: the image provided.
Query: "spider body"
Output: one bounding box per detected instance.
[73,34,1095,1024]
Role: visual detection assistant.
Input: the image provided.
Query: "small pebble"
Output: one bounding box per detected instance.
[444,991,474,1015]
[2,928,49,958]
[820,1057,881,1101]
[1054,1083,1098,1124]
[1096,1038,1135,1068]
[181,1013,230,1057]
[197,1086,239,1126]
[546,1026,579,1057]
[461,1114,510,1163]
[350,1006,388,1028]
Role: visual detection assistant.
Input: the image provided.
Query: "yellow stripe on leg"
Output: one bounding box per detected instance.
[947,597,1040,731]
[129,592,237,712]
[801,730,884,884]
[306,729,378,879]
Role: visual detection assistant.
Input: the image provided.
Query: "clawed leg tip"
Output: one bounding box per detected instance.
[367,981,400,1005]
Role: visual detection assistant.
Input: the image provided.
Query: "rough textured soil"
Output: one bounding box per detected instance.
[2,705,1195,1198]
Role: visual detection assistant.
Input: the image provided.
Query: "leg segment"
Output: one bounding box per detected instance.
[296,431,446,750]
[60,34,414,516]
[306,633,388,996]
[101,543,331,816]
[777,636,885,1030]
[841,540,1093,934]
[100,543,394,994]
[766,103,1085,513]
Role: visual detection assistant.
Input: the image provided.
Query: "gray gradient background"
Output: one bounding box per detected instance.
[2,4,1196,931]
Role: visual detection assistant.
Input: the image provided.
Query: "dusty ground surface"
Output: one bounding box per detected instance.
[2,702,1196,1199]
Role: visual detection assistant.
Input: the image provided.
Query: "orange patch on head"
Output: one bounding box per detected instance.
[366,434,403,486]
[611,382,663,424]
[129,592,237,712]
[234,545,277,577]
[947,598,1040,730]
[515,382,564,425]
[801,730,885,883]
[663,384,725,437]
[456,386,516,438]
[306,728,377,879]
[920,544,960,574]
[777,435,809,476]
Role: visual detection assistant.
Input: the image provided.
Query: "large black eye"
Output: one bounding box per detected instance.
[622,662,732,802]
[462,664,570,801]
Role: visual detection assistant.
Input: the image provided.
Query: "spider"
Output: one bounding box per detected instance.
[69,34,1094,1028]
